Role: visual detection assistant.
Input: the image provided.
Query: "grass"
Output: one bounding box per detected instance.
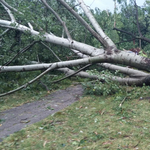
[1,83,150,149]
[0,90,47,111]
[0,76,79,111]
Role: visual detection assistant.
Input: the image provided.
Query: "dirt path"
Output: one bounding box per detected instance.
[0,85,84,142]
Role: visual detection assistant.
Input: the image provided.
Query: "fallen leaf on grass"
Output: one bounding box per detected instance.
[101,109,105,115]
[72,141,78,145]
[103,141,112,145]
[76,147,82,150]
[43,140,47,147]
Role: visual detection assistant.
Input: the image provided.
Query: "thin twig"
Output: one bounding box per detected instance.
[119,82,129,107]
[39,80,49,91]
[41,42,61,62]
[52,64,91,84]
[0,28,10,37]
[119,96,127,108]
[3,40,39,66]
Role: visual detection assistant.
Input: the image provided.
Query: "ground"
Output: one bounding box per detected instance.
[0,84,84,142]
[1,84,150,149]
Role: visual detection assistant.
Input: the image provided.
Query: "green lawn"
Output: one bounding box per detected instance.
[0,76,76,111]
[1,84,150,149]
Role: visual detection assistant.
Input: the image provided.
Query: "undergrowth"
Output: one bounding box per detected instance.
[82,69,124,96]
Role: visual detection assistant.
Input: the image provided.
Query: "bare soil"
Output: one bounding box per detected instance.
[0,85,84,142]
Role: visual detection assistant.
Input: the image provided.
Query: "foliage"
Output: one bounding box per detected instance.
[82,69,123,96]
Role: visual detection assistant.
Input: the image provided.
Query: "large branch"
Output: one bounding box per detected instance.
[1,20,150,71]
[78,0,116,48]
[0,56,109,97]
[100,63,149,77]
[58,67,150,86]
[0,50,150,73]
[58,0,107,47]
[1,57,150,97]
[56,49,149,85]
[73,49,149,77]
[1,0,145,81]
[0,19,104,56]
[0,0,149,86]
[0,56,106,72]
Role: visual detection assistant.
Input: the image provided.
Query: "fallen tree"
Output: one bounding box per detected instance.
[0,0,150,96]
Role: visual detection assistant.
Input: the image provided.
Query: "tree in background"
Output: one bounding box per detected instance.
[113,0,150,52]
